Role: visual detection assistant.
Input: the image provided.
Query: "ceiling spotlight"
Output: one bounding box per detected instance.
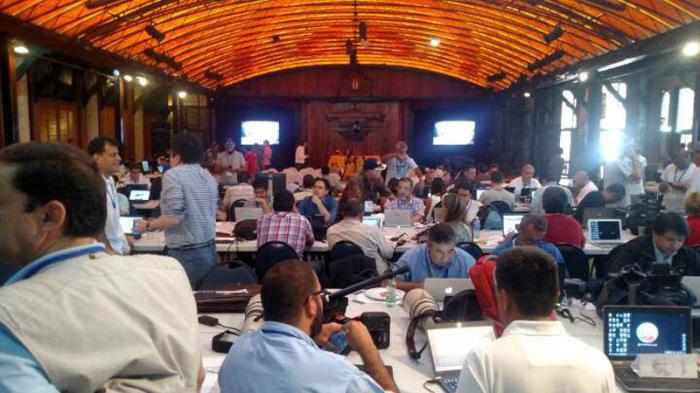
[123,74,133,82]
[113,69,120,77]
[578,71,590,82]
[523,92,532,98]
[13,45,29,55]
[430,38,440,47]
[177,91,187,99]
[136,76,148,86]
[682,41,700,57]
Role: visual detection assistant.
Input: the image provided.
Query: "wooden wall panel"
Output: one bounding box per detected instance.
[32,98,77,143]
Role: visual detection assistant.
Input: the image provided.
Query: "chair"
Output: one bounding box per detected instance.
[490,200,512,215]
[555,243,589,281]
[196,262,257,290]
[228,199,248,221]
[456,241,483,260]
[255,241,299,281]
[330,241,365,262]
[327,254,378,288]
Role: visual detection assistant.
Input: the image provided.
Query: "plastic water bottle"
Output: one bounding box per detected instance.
[385,279,397,308]
[472,219,481,240]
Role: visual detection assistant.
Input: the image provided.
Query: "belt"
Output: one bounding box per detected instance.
[168,239,215,251]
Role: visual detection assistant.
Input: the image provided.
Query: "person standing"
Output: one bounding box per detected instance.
[88,136,129,255]
[244,147,259,177]
[135,134,218,288]
[604,139,646,207]
[216,139,246,175]
[295,140,308,169]
[507,164,542,196]
[572,170,598,206]
[383,141,418,185]
[262,140,273,170]
[659,151,695,213]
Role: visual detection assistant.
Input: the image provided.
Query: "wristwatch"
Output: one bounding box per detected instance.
[146,222,156,232]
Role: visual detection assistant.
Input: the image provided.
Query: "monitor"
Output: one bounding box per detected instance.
[129,189,150,201]
[432,121,476,146]
[362,217,381,228]
[588,219,622,242]
[604,306,691,360]
[141,160,151,174]
[502,213,524,236]
[241,121,280,145]
[119,216,143,235]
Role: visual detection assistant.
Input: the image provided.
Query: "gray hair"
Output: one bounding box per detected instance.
[518,214,547,232]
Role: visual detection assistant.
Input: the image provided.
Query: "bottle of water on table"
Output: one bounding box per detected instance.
[385,278,397,308]
[472,219,481,240]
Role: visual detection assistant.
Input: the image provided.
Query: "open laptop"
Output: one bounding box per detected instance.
[502,213,524,236]
[588,219,624,245]
[582,207,617,228]
[603,305,700,393]
[475,189,487,200]
[384,209,412,227]
[427,323,496,393]
[129,189,150,202]
[234,207,263,221]
[424,278,473,301]
[362,216,382,228]
[682,276,700,308]
[119,216,143,235]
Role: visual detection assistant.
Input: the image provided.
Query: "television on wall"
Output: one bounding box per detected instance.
[432,120,476,145]
[241,121,280,145]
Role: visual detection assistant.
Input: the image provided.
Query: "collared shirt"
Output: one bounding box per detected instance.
[103,175,129,255]
[653,243,677,264]
[298,195,339,223]
[386,196,425,218]
[385,156,418,184]
[256,212,315,257]
[327,219,394,274]
[391,244,475,282]
[295,145,307,165]
[0,243,106,392]
[661,163,696,213]
[604,155,647,207]
[507,176,542,196]
[530,183,574,215]
[219,321,383,393]
[456,320,615,393]
[223,184,255,209]
[491,238,565,266]
[160,164,218,248]
[575,181,599,206]
[216,151,246,171]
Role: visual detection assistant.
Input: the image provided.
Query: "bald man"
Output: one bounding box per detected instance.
[572,171,599,206]
[508,164,542,196]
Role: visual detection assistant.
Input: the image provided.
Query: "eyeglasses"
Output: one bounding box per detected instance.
[305,289,326,304]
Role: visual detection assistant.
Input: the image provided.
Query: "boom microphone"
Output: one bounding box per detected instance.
[241,294,264,334]
[326,265,410,302]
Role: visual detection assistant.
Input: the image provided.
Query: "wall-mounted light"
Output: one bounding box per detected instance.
[13,45,29,55]
[113,69,120,77]
[430,38,440,47]
[523,92,532,98]
[578,71,590,82]
[177,91,187,99]
[682,41,700,57]
[136,76,148,86]
[123,74,133,82]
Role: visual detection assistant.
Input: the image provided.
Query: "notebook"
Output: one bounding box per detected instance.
[129,189,151,201]
[587,219,624,245]
[424,278,474,301]
[502,213,524,236]
[427,323,495,393]
[384,209,412,227]
[603,305,699,393]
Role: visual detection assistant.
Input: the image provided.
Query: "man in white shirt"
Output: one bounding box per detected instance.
[216,139,246,175]
[572,170,598,206]
[660,151,696,213]
[222,172,255,212]
[457,247,615,393]
[604,139,646,208]
[122,162,150,188]
[507,164,541,196]
[88,136,129,255]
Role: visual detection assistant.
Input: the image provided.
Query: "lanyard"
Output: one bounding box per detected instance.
[6,244,105,285]
[673,167,689,183]
[105,179,117,210]
[424,251,448,279]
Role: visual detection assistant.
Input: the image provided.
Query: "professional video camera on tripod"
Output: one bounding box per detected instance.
[623,193,661,235]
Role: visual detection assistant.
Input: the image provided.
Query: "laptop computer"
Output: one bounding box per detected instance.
[603,305,700,393]
[129,189,151,201]
[384,209,412,227]
[588,219,624,245]
[424,278,474,301]
[502,213,524,236]
[427,323,496,393]
[582,207,617,228]
[140,160,151,174]
[681,276,700,308]
[475,189,487,200]
[433,207,446,224]
[119,216,143,235]
[234,207,263,221]
[362,216,382,228]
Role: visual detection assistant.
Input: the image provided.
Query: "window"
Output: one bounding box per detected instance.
[660,91,672,133]
[559,90,576,176]
[600,82,627,162]
[677,88,695,148]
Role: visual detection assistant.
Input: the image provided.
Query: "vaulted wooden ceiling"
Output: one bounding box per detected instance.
[1,0,699,90]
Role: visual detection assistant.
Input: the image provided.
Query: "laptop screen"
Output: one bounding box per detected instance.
[604,306,691,360]
[589,219,621,241]
[362,217,381,228]
[502,213,524,236]
[476,189,487,200]
[428,325,495,373]
[119,216,142,235]
[129,189,150,201]
[141,160,151,173]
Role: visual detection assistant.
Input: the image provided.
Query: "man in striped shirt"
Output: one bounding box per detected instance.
[136,134,218,288]
[257,190,314,257]
[386,177,425,222]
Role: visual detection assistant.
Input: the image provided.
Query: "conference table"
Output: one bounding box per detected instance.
[132,222,634,256]
[197,292,614,393]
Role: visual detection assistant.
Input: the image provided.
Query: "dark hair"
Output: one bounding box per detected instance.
[605,183,626,201]
[489,170,504,184]
[302,174,315,188]
[542,186,568,214]
[429,223,457,244]
[171,134,204,164]
[653,212,689,237]
[398,177,413,187]
[252,178,268,190]
[261,259,318,324]
[496,247,558,317]
[314,177,331,191]
[340,199,364,218]
[454,179,473,193]
[431,177,445,194]
[273,190,295,212]
[387,177,399,194]
[0,143,106,237]
[237,172,250,184]
[87,136,119,156]
[128,162,141,171]
[321,166,330,175]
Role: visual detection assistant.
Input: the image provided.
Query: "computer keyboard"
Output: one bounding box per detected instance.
[439,377,459,393]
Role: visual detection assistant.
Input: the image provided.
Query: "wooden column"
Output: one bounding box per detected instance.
[0,37,18,147]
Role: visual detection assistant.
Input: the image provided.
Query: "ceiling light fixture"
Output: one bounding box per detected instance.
[123,74,133,82]
[204,69,224,82]
[177,91,187,99]
[682,41,700,57]
[487,71,507,83]
[144,48,182,71]
[527,50,565,71]
[344,0,368,65]
[578,71,590,82]
[430,38,440,47]
[523,92,532,98]
[136,76,148,86]
[13,45,29,55]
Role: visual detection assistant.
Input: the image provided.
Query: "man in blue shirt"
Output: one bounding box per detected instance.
[492,214,565,267]
[219,260,398,393]
[298,177,338,224]
[383,141,418,185]
[392,223,476,291]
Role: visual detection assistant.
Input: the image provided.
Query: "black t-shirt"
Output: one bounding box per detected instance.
[574,190,606,223]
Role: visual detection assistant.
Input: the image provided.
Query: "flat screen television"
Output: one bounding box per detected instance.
[241,121,280,145]
[432,120,476,145]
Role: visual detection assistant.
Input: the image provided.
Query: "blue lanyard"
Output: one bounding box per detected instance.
[6,245,105,285]
[673,168,689,183]
[105,178,117,210]
[424,251,448,279]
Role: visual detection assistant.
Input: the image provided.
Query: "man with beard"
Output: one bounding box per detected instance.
[218,260,398,393]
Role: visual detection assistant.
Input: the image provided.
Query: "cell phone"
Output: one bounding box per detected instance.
[327,330,350,355]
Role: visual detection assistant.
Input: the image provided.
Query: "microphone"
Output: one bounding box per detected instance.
[241,294,264,334]
[403,289,440,330]
[326,265,410,302]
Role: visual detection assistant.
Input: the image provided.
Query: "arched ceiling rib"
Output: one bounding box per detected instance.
[0,0,699,90]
